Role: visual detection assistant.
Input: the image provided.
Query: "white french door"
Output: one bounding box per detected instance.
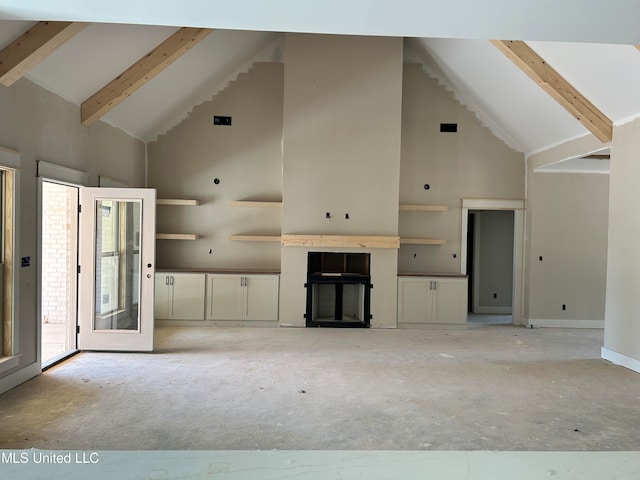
[78,188,156,351]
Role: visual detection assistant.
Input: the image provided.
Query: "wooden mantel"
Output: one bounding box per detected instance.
[281,235,400,249]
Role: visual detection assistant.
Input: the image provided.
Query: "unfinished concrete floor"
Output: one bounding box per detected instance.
[1,324,639,451]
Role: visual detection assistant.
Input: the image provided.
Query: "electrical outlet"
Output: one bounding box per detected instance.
[562,304,566,311]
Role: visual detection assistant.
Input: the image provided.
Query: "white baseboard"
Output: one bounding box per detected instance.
[528,319,604,329]
[0,362,41,395]
[474,306,512,315]
[601,347,640,374]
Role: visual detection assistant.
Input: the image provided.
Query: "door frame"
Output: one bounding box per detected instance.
[460,199,525,325]
[36,161,93,368]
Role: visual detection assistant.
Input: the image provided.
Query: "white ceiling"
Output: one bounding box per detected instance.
[1,1,639,154]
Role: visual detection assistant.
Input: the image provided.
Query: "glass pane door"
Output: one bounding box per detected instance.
[79,188,155,351]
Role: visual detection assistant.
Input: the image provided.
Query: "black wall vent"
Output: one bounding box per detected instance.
[440,123,458,133]
[213,116,232,126]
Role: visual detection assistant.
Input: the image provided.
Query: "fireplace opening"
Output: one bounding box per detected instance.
[305,252,372,328]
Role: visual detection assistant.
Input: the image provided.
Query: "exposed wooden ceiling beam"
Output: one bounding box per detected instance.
[81,27,212,127]
[0,21,89,87]
[491,40,613,143]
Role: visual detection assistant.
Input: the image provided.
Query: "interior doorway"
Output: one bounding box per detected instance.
[41,181,79,367]
[460,199,525,326]
[466,210,514,325]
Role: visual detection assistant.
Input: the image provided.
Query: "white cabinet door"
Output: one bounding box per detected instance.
[155,273,205,320]
[398,276,468,326]
[154,275,170,320]
[244,275,279,321]
[207,274,280,321]
[397,277,432,324]
[170,274,206,320]
[207,275,245,320]
[433,278,467,325]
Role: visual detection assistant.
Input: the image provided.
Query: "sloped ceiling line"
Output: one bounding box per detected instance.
[0,21,88,87]
[81,27,212,127]
[152,64,258,142]
[404,38,524,152]
[145,33,283,142]
[491,40,613,143]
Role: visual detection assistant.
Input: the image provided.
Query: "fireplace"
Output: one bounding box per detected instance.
[305,252,372,328]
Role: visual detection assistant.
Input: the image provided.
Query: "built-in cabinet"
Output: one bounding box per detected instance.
[155,272,279,324]
[397,275,467,327]
[155,273,206,320]
[206,274,279,322]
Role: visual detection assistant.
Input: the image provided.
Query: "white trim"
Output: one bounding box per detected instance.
[0,354,21,374]
[472,211,480,313]
[0,362,40,395]
[0,147,20,170]
[529,319,604,328]
[533,168,609,175]
[461,198,525,326]
[37,160,93,186]
[462,198,525,210]
[475,306,513,315]
[601,347,640,374]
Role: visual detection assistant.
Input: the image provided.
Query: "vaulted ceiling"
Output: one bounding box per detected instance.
[1,1,639,156]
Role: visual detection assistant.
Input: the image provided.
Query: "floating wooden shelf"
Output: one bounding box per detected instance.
[399,204,448,212]
[229,201,282,208]
[282,235,400,249]
[229,235,281,242]
[400,238,447,245]
[156,233,199,241]
[156,199,199,206]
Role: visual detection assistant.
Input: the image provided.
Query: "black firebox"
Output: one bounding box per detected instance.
[305,252,372,328]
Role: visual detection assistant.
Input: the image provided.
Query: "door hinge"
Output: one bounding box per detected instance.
[77,265,81,274]
[78,204,82,213]
[76,325,80,334]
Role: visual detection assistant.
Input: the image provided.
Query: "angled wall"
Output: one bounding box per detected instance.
[399,64,525,274]
[147,63,284,270]
[0,78,145,394]
[527,171,609,327]
[603,117,640,371]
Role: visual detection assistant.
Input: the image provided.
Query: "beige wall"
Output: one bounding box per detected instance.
[280,34,403,327]
[0,78,145,393]
[526,172,609,324]
[398,64,525,274]
[148,63,284,270]
[281,34,402,235]
[604,118,640,362]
